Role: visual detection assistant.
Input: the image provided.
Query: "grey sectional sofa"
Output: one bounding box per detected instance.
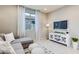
[11,37,33,54]
[0,34,33,54]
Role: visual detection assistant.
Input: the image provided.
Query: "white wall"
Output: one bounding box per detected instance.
[48,5,79,38]
[0,5,18,36]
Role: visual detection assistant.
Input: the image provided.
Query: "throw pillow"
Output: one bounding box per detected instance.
[4,32,15,43]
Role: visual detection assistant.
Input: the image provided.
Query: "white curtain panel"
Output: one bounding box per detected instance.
[35,11,47,40]
[35,11,41,40]
[17,6,26,37]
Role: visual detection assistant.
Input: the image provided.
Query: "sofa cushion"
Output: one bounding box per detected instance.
[11,42,25,54]
[0,41,16,54]
[4,32,15,43]
[11,37,33,44]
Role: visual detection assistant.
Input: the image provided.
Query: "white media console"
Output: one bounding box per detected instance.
[49,31,71,47]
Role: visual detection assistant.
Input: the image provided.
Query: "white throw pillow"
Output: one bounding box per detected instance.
[4,32,15,43]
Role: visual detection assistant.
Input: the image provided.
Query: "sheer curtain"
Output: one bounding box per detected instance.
[17,6,26,37]
[35,11,47,41]
[35,11,39,40]
[35,11,42,40]
[17,6,36,39]
[17,6,46,40]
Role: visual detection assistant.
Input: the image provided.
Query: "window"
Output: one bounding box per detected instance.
[24,8,35,31]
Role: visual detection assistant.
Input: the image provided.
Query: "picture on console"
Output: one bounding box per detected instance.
[54,20,67,29]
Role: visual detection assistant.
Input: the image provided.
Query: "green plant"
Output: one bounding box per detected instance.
[72,38,78,42]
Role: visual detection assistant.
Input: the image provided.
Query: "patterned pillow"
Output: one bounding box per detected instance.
[4,32,15,43]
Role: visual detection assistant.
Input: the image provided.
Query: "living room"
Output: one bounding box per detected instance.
[1,5,79,54]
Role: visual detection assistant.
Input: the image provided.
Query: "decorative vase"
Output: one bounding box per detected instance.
[72,42,78,50]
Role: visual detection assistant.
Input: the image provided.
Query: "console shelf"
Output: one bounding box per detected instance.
[49,31,71,47]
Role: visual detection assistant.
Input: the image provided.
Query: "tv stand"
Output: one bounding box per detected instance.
[49,31,71,47]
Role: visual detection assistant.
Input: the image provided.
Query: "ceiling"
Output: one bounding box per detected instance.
[24,5,65,13]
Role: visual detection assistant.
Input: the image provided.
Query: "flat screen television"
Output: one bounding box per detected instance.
[54,20,67,29]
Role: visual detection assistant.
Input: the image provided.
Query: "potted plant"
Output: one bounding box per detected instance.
[72,37,79,50]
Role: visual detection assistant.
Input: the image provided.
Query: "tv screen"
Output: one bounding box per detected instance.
[54,20,67,29]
